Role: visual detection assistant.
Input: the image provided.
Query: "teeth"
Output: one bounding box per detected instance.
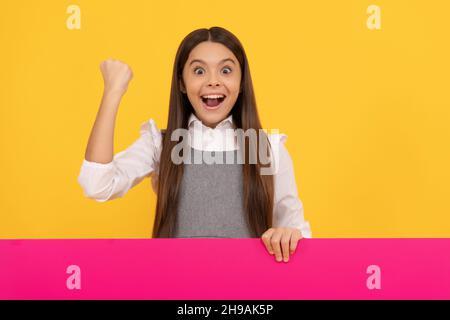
[201,94,225,99]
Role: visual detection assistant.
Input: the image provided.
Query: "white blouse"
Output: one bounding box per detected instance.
[77,113,312,238]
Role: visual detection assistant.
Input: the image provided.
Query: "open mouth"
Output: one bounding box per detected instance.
[201,94,226,109]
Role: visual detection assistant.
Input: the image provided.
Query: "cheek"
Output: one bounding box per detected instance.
[225,79,241,95]
[183,74,201,92]
[187,93,201,108]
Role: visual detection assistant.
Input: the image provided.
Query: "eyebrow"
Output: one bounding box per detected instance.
[189,58,236,66]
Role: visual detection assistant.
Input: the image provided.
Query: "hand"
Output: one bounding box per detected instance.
[261,227,303,263]
[100,59,133,96]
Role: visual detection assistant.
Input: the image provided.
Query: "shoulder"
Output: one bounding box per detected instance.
[139,118,163,147]
[267,131,288,146]
[139,118,161,137]
[267,131,289,159]
[266,131,293,175]
[139,118,164,167]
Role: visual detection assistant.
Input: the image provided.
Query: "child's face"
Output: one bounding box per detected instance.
[181,41,242,128]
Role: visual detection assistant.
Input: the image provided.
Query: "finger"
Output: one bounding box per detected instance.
[270,231,283,262]
[261,228,275,255]
[290,230,302,254]
[280,232,291,262]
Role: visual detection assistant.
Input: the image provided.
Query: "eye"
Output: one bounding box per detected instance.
[222,66,232,74]
[193,67,204,75]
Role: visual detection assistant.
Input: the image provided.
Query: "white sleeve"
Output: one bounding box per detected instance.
[77,118,162,202]
[270,133,312,238]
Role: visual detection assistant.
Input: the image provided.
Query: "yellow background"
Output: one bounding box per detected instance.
[1,0,449,238]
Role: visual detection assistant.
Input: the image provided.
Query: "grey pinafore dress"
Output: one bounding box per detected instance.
[172,146,253,238]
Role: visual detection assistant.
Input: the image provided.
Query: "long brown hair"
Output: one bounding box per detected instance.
[152,26,274,238]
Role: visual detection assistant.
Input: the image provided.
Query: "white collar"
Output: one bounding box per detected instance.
[188,112,234,130]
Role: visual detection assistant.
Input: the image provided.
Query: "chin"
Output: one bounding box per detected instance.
[200,114,223,126]
[193,110,221,126]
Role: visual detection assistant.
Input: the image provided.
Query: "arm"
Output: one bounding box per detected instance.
[77,122,160,202]
[84,59,133,163]
[272,137,312,237]
[261,133,312,263]
[78,59,161,202]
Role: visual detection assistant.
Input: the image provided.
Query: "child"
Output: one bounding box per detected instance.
[77,26,311,263]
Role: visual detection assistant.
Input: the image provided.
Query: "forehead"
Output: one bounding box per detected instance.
[187,41,238,64]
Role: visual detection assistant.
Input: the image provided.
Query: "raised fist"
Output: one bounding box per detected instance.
[100,59,133,95]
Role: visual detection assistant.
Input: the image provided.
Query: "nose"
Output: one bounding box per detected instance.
[208,80,221,87]
[207,74,221,87]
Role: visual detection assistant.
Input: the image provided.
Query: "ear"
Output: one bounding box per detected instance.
[179,79,186,94]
